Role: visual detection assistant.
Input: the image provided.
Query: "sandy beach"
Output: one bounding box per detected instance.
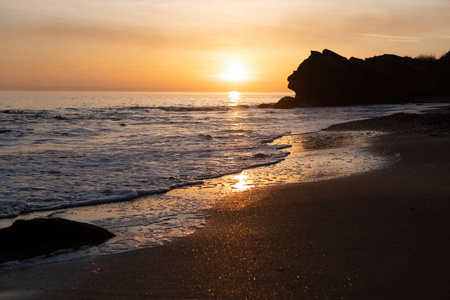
[1,109,449,299]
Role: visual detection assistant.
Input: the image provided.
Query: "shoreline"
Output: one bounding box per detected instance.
[1,109,449,299]
[0,127,391,271]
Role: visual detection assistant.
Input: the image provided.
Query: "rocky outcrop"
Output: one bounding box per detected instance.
[327,111,450,134]
[265,49,450,108]
[0,218,115,263]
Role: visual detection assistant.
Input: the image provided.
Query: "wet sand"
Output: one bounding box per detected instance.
[1,110,449,299]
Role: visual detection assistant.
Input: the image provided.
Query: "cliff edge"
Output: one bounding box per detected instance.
[271,49,450,108]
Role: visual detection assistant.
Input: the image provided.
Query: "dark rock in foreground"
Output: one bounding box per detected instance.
[327,110,450,135]
[0,218,115,263]
[266,49,450,108]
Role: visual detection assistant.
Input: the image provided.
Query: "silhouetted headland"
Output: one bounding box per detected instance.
[260,49,450,108]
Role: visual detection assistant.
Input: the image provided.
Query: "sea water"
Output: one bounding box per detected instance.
[0,91,423,270]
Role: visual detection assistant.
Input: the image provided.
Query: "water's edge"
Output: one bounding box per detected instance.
[0,128,394,272]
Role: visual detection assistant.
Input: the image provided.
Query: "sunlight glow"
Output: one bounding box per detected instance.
[228,91,241,106]
[1,1,449,92]
[219,60,251,82]
[232,172,253,192]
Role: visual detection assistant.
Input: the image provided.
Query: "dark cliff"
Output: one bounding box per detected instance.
[272,49,450,108]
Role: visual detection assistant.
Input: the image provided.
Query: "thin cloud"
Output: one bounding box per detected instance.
[361,33,422,43]
[31,19,71,30]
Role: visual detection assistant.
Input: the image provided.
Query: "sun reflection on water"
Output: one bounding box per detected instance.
[228,91,240,106]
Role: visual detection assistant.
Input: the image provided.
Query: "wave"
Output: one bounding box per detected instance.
[0,105,254,124]
[0,188,168,219]
[0,148,289,219]
[126,105,252,112]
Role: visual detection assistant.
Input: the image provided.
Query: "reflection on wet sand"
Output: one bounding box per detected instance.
[231,172,254,192]
[175,130,390,204]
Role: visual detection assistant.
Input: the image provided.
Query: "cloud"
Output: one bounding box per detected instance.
[31,19,71,30]
[342,9,450,36]
[19,18,293,52]
[27,20,166,46]
[361,34,421,43]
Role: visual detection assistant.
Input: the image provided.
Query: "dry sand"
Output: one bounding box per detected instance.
[1,110,449,299]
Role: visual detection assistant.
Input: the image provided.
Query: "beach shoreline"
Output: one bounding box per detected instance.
[1,109,449,299]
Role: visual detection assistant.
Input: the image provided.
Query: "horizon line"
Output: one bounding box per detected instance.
[0,88,292,94]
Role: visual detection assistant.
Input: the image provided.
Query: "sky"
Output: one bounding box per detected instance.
[1,0,449,92]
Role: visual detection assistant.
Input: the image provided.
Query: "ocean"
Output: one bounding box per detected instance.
[0,91,424,270]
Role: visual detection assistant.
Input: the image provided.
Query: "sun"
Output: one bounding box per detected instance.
[218,59,251,82]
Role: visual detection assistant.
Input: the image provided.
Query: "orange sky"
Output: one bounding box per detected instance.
[1,0,449,92]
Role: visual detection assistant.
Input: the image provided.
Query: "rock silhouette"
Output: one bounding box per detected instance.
[0,218,115,263]
[265,49,450,108]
